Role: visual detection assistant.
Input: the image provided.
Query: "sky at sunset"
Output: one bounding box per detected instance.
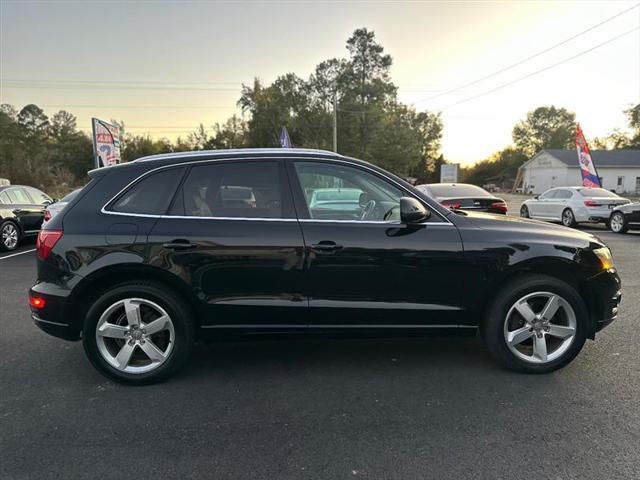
[1,0,639,165]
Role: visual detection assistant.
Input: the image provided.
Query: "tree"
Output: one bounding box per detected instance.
[512,106,576,157]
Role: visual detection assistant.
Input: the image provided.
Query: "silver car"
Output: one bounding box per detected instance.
[520,187,630,227]
[42,189,80,227]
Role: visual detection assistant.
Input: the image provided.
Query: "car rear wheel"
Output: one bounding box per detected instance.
[609,212,628,234]
[561,208,576,227]
[520,205,529,218]
[482,275,587,373]
[82,282,194,385]
[0,220,20,251]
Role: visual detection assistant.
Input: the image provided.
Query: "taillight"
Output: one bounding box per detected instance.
[491,201,508,213]
[29,294,46,309]
[441,202,461,209]
[584,200,601,207]
[36,230,63,260]
[43,210,51,222]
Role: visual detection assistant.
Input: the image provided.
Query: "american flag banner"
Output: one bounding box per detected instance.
[575,124,601,188]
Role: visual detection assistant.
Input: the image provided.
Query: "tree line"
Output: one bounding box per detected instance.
[1,28,638,197]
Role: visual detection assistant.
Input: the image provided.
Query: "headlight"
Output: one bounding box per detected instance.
[593,247,614,270]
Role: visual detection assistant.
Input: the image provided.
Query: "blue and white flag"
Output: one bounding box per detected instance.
[279,127,292,148]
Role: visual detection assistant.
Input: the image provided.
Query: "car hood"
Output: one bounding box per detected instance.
[456,210,605,248]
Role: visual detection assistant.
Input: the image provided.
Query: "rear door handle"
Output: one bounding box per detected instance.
[311,241,343,252]
[163,239,197,250]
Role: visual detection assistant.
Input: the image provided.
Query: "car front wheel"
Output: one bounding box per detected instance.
[609,212,628,234]
[520,205,530,218]
[1,221,20,251]
[482,275,587,373]
[82,282,194,385]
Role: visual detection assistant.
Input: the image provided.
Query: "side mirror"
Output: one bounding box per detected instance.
[533,195,539,200]
[400,197,431,224]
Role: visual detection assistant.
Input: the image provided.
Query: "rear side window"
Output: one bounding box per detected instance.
[5,188,32,204]
[170,161,283,218]
[0,191,9,204]
[556,190,573,199]
[110,167,185,215]
[24,187,52,204]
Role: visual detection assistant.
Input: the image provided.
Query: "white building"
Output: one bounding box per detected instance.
[521,149,640,195]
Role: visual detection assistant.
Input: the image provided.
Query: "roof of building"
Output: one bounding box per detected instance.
[541,149,640,168]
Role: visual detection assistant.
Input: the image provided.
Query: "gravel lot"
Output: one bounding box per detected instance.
[1,226,639,480]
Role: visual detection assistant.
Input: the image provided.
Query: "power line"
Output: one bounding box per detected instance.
[1,83,241,92]
[441,26,640,110]
[40,104,237,109]
[412,2,640,106]
[1,79,241,86]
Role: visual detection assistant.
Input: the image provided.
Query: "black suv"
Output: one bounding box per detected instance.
[30,149,621,384]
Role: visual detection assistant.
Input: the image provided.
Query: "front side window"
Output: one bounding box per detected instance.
[110,167,185,215]
[294,162,402,222]
[0,191,10,204]
[170,161,283,218]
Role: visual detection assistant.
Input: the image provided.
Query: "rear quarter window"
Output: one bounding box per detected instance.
[108,167,186,215]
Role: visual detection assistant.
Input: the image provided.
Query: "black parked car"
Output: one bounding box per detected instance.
[30,149,621,384]
[416,183,508,214]
[609,202,640,233]
[0,185,53,251]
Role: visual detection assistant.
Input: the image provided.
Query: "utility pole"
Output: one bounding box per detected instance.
[332,92,338,153]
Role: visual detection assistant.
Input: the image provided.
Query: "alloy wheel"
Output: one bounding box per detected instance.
[95,298,175,374]
[520,206,529,218]
[503,291,577,364]
[2,223,18,250]
[610,213,625,233]
[562,210,574,227]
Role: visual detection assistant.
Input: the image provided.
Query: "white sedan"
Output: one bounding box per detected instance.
[520,187,630,227]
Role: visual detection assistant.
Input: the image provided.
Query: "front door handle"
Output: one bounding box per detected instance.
[311,241,343,252]
[163,239,197,250]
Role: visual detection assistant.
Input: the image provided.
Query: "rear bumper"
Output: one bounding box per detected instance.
[584,269,622,338]
[29,281,80,341]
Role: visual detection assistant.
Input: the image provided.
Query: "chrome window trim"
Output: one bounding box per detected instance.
[101,154,453,225]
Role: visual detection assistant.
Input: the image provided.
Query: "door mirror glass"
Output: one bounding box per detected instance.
[400,197,430,223]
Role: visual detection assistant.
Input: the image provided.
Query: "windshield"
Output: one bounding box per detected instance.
[425,184,491,198]
[578,188,620,198]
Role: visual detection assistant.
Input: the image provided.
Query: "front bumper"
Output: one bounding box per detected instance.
[584,268,622,338]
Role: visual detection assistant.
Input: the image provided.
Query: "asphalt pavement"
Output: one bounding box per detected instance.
[1,229,639,480]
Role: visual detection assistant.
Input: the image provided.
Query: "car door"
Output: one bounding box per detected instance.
[529,189,554,218]
[4,187,43,232]
[147,158,307,329]
[24,187,52,230]
[288,159,467,328]
[544,188,567,220]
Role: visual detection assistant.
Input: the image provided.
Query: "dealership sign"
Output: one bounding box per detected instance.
[92,118,121,168]
[440,164,459,183]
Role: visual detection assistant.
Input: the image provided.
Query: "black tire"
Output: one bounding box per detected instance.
[82,282,194,385]
[561,208,577,228]
[482,274,588,374]
[0,220,21,251]
[520,205,529,218]
[609,212,628,234]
